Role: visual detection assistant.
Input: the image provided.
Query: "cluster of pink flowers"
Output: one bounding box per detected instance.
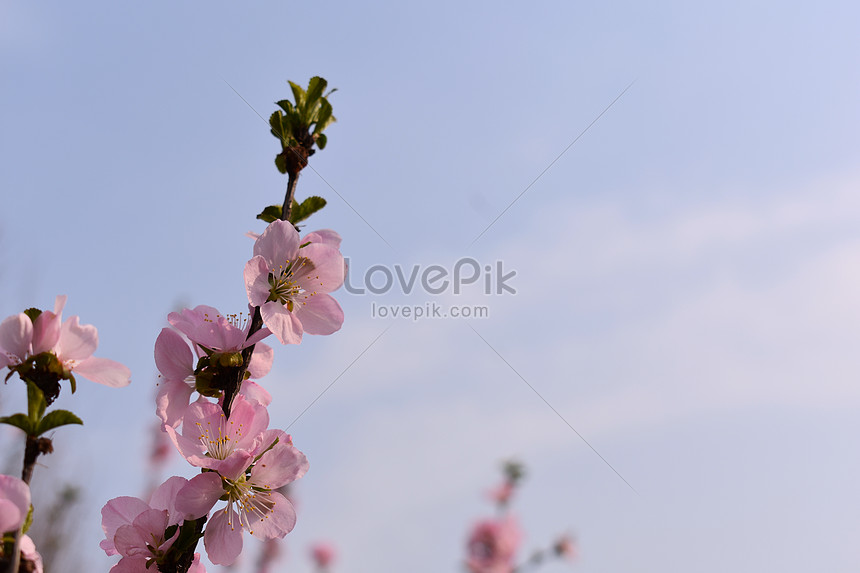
[100,219,346,571]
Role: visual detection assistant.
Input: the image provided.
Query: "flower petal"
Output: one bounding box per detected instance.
[0,313,32,362]
[56,316,98,362]
[204,507,244,566]
[253,219,300,268]
[294,293,344,336]
[155,328,194,381]
[175,473,223,520]
[251,440,309,490]
[156,378,194,428]
[247,343,273,379]
[302,229,342,249]
[73,357,131,387]
[246,491,296,540]
[100,497,150,556]
[295,243,344,294]
[244,256,272,307]
[149,476,189,525]
[260,302,303,345]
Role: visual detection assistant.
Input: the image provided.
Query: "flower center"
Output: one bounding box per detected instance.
[267,257,317,312]
[224,475,277,535]
[194,414,244,460]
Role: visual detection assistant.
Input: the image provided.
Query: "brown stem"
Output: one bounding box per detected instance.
[281,171,299,223]
[221,306,264,417]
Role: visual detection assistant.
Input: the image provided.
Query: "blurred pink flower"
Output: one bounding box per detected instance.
[0,474,30,533]
[310,541,336,568]
[244,220,345,345]
[19,535,43,573]
[487,480,515,506]
[466,517,521,573]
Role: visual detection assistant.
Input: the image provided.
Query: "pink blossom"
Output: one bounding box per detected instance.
[175,431,309,565]
[167,305,271,352]
[101,477,196,571]
[0,296,130,387]
[244,220,345,345]
[310,542,336,568]
[154,326,272,428]
[0,474,30,533]
[164,395,269,472]
[466,517,521,573]
[18,535,43,573]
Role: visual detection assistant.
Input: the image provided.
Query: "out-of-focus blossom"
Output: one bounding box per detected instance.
[310,541,336,569]
[18,535,43,573]
[0,474,30,533]
[465,517,521,573]
[487,480,515,506]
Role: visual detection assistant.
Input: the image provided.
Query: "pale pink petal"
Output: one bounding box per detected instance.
[239,380,272,407]
[114,509,170,557]
[0,474,31,526]
[302,229,342,248]
[155,328,194,380]
[294,243,344,294]
[260,302,303,345]
[156,379,194,428]
[56,316,98,361]
[175,473,223,520]
[204,507,244,566]
[31,311,61,354]
[227,395,270,452]
[247,343,273,379]
[164,424,212,468]
[246,491,296,540]
[251,442,309,490]
[149,476,189,525]
[188,553,206,573]
[52,295,67,316]
[294,294,344,335]
[109,557,148,573]
[19,535,43,573]
[244,256,273,307]
[0,313,32,362]
[100,497,150,556]
[0,499,23,532]
[253,219,300,268]
[73,357,131,387]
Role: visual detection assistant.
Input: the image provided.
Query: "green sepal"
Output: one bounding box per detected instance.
[256,205,283,223]
[23,308,42,323]
[22,504,33,534]
[26,381,46,424]
[249,435,279,468]
[68,373,77,394]
[289,196,327,224]
[0,413,33,435]
[36,409,83,436]
[163,524,178,541]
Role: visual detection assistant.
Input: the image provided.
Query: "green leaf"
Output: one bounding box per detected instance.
[306,77,327,106]
[275,152,288,174]
[315,133,328,150]
[289,196,327,224]
[36,409,83,435]
[256,204,283,223]
[313,98,333,135]
[276,99,295,115]
[0,413,33,434]
[26,381,46,423]
[288,81,305,109]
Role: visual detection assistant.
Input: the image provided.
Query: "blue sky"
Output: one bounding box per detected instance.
[2,1,860,571]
